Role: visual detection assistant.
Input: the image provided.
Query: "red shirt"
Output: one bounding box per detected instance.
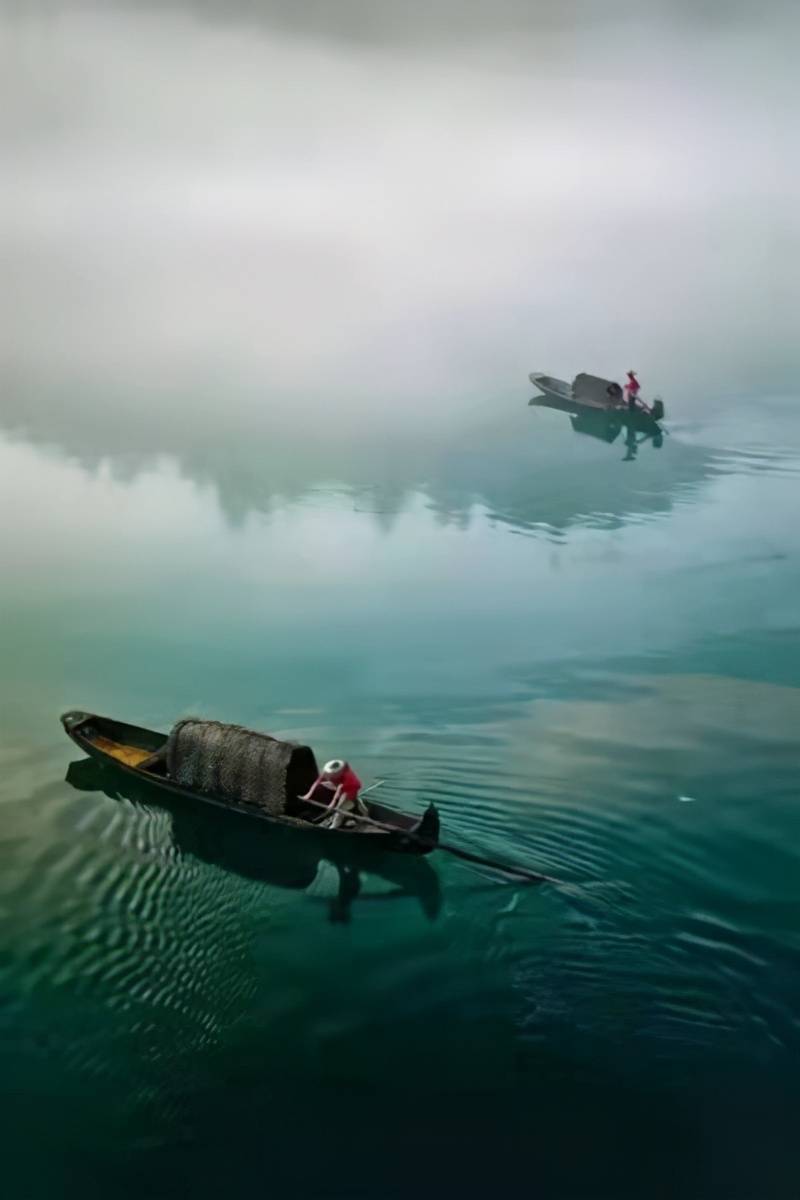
[339,766,362,800]
[627,375,640,395]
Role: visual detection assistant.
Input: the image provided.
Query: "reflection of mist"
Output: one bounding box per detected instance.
[0,395,716,535]
[504,672,800,808]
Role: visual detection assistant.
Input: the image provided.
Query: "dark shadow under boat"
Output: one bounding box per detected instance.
[530,393,664,443]
[528,397,666,465]
[65,756,443,924]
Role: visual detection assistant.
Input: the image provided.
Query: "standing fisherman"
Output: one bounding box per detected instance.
[624,370,641,410]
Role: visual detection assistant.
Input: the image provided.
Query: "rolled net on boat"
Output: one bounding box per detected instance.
[166,718,317,815]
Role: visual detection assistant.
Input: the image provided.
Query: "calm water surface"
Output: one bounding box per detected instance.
[3,3,800,1197]
[2,390,800,1198]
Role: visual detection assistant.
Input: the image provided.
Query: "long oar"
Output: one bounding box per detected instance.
[299,794,562,885]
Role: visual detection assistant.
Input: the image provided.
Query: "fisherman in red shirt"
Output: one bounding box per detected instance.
[300,758,364,829]
[624,370,641,411]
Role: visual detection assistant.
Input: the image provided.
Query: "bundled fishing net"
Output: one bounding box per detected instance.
[166,718,318,816]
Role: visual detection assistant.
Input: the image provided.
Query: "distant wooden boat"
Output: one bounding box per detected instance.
[529,371,665,436]
[61,710,440,855]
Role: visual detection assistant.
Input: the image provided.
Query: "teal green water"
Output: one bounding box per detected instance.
[3,2,800,1194]
[2,389,800,1197]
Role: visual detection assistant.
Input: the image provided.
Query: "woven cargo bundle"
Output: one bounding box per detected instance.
[166,718,311,815]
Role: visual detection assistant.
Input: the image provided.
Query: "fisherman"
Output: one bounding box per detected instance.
[624,370,641,410]
[299,758,364,829]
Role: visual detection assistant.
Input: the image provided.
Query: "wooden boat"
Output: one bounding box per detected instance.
[529,371,665,436]
[61,710,440,855]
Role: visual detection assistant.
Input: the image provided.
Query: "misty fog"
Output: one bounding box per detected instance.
[1,0,798,449]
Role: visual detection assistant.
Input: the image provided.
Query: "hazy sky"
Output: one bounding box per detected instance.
[1,0,798,433]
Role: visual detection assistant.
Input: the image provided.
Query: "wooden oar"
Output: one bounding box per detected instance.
[299,794,562,885]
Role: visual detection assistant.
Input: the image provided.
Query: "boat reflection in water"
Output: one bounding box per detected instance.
[532,396,664,461]
[65,757,443,925]
[570,407,664,460]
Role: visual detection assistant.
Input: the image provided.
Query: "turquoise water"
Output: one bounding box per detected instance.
[3,2,800,1195]
[2,388,800,1198]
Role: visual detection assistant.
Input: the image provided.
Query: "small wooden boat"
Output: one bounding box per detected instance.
[529,371,665,436]
[61,710,440,855]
